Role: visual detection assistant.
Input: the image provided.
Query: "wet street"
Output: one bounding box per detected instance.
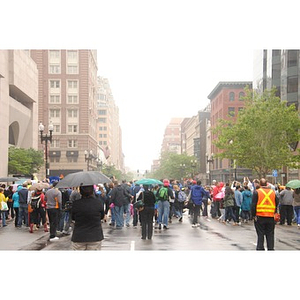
[1,210,300,251]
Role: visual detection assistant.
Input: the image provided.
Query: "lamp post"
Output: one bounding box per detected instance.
[206,153,214,185]
[84,150,95,171]
[39,122,53,180]
[229,140,237,181]
[191,159,197,179]
[179,163,186,183]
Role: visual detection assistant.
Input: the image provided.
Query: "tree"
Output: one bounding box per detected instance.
[151,151,198,180]
[8,146,44,175]
[212,88,300,178]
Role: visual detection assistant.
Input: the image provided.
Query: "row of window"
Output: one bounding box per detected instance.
[49,64,78,74]
[50,80,78,89]
[49,94,78,104]
[229,91,245,101]
[49,109,79,118]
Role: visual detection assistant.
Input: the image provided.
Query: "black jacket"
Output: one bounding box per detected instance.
[137,189,156,208]
[110,185,131,207]
[71,194,104,243]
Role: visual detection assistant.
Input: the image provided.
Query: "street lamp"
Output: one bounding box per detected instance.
[39,121,53,180]
[84,150,95,171]
[179,163,186,183]
[191,159,197,179]
[229,140,237,181]
[206,153,214,185]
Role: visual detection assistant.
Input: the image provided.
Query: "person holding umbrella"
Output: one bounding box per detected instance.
[71,185,105,250]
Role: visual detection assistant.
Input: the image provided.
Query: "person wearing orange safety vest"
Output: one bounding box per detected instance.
[251,178,279,250]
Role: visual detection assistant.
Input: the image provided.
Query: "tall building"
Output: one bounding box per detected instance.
[253,49,300,182]
[30,50,99,178]
[161,118,183,154]
[96,76,124,172]
[0,50,38,177]
[208,81,253,183]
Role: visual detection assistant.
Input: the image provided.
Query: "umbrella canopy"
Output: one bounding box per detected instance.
[286,179,300,189]
[0,177,20,182]
[29,182,50,191]
[55,171,111,188]
[135,178,163,185]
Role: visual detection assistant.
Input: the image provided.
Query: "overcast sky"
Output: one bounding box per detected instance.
[3,0,297,172]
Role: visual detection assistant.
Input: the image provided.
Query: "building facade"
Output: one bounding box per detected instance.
[253,49,300,182]
[208,81,253,183]
[30,50,99,178]
[161,118,183,154]
[0,50,39,177]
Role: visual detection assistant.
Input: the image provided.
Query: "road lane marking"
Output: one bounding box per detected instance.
[130,241,135,251]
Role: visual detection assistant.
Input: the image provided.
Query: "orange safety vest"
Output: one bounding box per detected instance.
[256,188,276,217]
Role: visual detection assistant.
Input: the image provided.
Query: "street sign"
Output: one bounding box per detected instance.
[272,169,278,177]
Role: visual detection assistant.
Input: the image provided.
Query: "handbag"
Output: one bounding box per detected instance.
[133,192,144,211]
[0,201,8,211]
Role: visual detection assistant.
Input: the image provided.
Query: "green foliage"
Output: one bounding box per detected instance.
[8,146,44,175]
[151,151,198,180]
[212,87,300,177]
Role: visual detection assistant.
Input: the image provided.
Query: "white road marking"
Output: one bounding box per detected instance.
[130,241,135,251]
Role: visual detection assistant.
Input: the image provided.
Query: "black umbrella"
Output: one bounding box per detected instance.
[0,177,20,182]
[55,171,111,188]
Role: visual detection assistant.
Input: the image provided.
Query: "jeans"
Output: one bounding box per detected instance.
[123,203,131,225]
[225,206,236,222]
[294,206,300,225]
[18,205,28,227]
[0,211,6,226]
[211,201,221,218]
[114,205,124,227]
[157,200,170,226]
[202,199,208,216]
[63,211,72,233]
[14,207,19,227]
[192,204,201,224]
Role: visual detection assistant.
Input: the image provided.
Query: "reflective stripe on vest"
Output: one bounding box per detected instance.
[256,188,276,217]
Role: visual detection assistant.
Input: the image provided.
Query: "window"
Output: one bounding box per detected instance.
[49,50,60,59]
[287,76,298,93]
[239,92,245,100]
[288,50,298,68]
[49,95,60,104]
[50,80,60,88]
[49,64,60,74]
[98,110,107,115]
[99,118,107,123]
[53,124,60,133]
[68,125,78,133]
[67,109,78,118]
[229,92,235,101]
[67,65,78,74]
[67,157,78,163]
[68,80,78,89]
[68,139,77,148]
[49,109,60,118]
[50,157,60,163]
[67,95,78,104]
[51,139,60,148]
[67,50,78,60]
[228,107,235,116]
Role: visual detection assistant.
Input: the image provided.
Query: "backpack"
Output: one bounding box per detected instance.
[178,191,187,202]
[30,194,41,209]
[158,187,169,200]
[64,200,73,211]
[18,189,28,204]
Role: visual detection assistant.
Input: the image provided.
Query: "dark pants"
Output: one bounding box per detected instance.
[225,206,236,222]
[192,204,201,224]
[234,206,241,223]
[211,201,221,218]
[279,205,294,225]
[8,201,14,218]
[14,207,19,227]
[140,207,154,239]
[254,216,275,250]
[202,199,208,216]
[47,208,59,238]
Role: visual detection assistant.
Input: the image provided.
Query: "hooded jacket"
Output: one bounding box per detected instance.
[111,184,131,207]
[190,184,209,205]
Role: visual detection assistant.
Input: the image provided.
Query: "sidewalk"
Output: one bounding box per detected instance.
[0,218,49,250]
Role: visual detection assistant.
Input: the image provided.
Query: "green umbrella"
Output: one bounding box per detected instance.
[286,179,300,189]
[135,178,163,185]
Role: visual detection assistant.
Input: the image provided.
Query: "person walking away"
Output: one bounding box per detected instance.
[4,185,14,219]
[251,178,279,250]
[12,185,22,227]
[202,186,211,218]
[121,180,133,227]
[18,182,30,227]
[0,188,8,227]
[241,185,252,223]
[293,188,300,229]
[45,181,62,241]
[211,181,223,218]
[176,187,187,222]
[156,179,174,229]
[71,185,104,250]
[137,184,156,239]
[28,188,46,233]
[279,186,294,225]
[234,183,243,225]
[189,180,209,228]
[223,184,237,225]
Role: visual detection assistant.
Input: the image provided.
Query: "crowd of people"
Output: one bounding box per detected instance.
[1,176,300,250]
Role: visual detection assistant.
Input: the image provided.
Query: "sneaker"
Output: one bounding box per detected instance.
[192,224,197,228]
[163,225,169,229]
[158,224,161,230]
[178,217,183,222]
[49,237,59,241]
[126,223,130,227]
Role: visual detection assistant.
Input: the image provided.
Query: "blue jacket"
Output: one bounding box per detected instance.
[241,189,252,211]
[190,185,209,205]
[12,186,22,208]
